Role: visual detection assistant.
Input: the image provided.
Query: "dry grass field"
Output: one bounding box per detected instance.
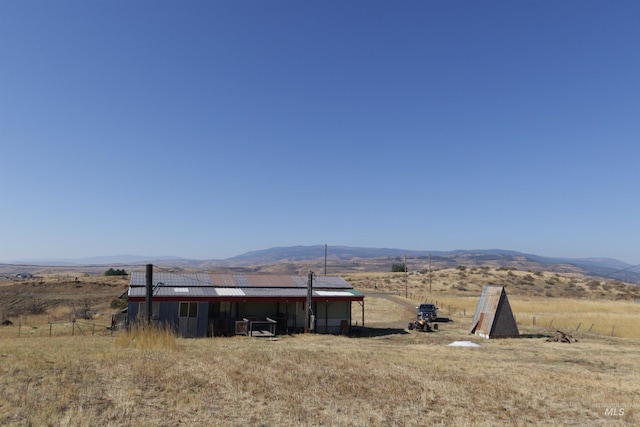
[343,267,639,301]
[0,268,639,425]
[345,268,640,338]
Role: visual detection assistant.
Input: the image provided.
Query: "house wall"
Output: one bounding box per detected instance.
[129,298,357,336]
[128,300,208,337]
[128,301,138,320]
[196,302,208,337]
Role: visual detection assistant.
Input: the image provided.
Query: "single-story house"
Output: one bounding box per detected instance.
[127,272,364,337]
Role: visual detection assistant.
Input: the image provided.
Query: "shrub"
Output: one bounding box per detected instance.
[391,263,406,273]
[104,268,128,276]
[110,298,128,310]
[24,300,47,315]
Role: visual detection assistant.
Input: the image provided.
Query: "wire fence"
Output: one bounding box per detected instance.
[514,315,638,338]
[407,294,640,339]
[3,312,127,338]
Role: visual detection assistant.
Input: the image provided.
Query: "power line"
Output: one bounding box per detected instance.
[599,263,640,281]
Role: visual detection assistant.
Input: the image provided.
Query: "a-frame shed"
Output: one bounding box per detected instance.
[469,286,519,339]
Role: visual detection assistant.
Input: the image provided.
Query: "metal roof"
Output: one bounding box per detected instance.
[128,272,362,300]
[469,286,519,339]
[308,276,354,289]
[209,274,301,288]
[128,286,363,300]
[130,272,352,289]
[129,272,211,287]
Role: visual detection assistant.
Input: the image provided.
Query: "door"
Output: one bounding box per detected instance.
[179,302,198,337]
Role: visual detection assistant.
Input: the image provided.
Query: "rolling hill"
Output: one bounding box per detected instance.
[3,246,638,283]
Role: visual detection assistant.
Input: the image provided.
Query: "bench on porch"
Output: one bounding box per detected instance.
[235,317,277,337]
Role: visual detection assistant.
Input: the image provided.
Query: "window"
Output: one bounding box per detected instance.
[220,301,231,317]
[179,302,198,318]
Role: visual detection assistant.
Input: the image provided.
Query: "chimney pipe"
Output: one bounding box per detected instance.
[145,264,153,324]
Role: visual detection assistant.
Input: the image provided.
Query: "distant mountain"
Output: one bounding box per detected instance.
[228,246,640,283]
[79,255,186,265]
[3,246,638,283]
[227,245,434,262]
[7,255,185,266]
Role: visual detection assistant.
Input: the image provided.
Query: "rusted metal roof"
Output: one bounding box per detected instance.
[128,272,362,300]
[469,286,519,339]
[131,272,351,289]
[209,274,237,287]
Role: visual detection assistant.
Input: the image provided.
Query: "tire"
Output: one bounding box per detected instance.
[433,323,438,330]
[408,322,414,330]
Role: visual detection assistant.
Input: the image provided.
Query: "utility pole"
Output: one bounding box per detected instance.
[404,252,408,298]
[324,244,327,276]
[429,253,432,294]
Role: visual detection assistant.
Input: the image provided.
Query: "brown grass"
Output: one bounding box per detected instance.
[115,322,179,350]
[394,294,640,339]
[0,268,639,425]
[1,293,639,426]
[344,268,639,301]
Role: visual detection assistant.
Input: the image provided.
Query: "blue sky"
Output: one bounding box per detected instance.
[1,1,638,264]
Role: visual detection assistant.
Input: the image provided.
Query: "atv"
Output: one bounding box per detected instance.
[408,318,438,332]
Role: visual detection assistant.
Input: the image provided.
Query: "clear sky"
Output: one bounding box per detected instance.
[1,1,638,264]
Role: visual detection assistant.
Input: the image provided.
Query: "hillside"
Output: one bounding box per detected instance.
[343,267,639,302]
[1,271,639,426]
[1,256,639,425]
[226,246,640,283]
[2,246,639,283]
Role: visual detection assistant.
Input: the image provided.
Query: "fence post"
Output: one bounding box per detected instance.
[50,323,52,337]
[611,325,615,337]
[588,323,594,333]
[533,316,536,326]
[92,323,95,336]
[548,319,553,328]
[575,322,581,332]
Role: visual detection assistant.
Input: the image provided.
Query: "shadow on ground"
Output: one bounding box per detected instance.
[519,333,553,339]
[350,326,409,338]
